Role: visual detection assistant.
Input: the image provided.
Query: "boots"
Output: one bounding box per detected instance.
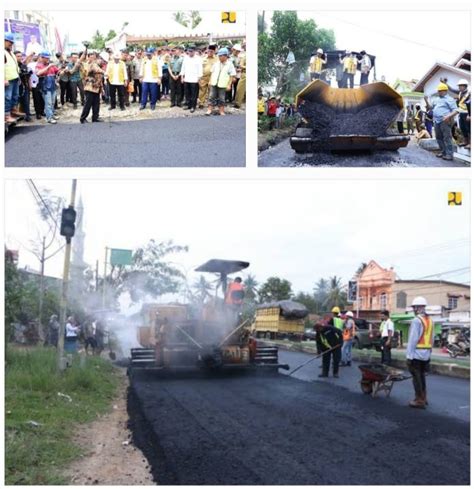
[409,396,426,409]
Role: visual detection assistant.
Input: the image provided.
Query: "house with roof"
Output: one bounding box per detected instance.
[391,78,424,108]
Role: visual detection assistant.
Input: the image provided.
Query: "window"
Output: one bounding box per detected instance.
[396,291,407,309]
[448,296,458,309]
[13,10,20,20]
[26,14,32,23]
[380,292,387,309]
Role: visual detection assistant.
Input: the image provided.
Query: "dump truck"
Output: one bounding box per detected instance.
[130,259,289,372]
[290,51,409,153]
[253,300,308,340]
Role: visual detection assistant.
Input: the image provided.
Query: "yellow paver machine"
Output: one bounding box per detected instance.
[129,259,289,373]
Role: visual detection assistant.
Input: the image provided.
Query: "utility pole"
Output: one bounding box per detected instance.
[38,235,46,342]
[95,259,99,291]
[102,247,108,309]
[57,179,77,372]
[356,278,360,318]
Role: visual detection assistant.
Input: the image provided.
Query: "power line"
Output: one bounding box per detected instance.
[28,180,59,228]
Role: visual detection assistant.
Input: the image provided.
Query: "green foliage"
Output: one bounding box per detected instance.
[106,239,189,303]
[5,347,119,485]
[293,291,318,313]
[192,275,213,304]
[88,28,119,50]
[258,276,293,303]
[258,11,336,97]
[173,10,202,29]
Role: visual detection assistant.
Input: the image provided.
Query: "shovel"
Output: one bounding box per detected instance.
[288,343,342,376]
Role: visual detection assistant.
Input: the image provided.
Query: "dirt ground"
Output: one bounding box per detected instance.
[65,369,154,485]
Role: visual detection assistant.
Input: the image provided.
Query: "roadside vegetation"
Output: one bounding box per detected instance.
[5,347,120,484]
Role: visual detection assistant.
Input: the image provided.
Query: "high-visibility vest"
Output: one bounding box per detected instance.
[310,56,325,74]
[416,315,433,349]
[106,61,127,84]
[257,98,265,113]
[333,317,344,331]
[141,57,161,80]
[5,49,19,81]
[210,61,233,88]
[343,56,357,75]
[225,282,244,305]
[343,320,355,341]
[414,109,423,121]
[458,90,470,113]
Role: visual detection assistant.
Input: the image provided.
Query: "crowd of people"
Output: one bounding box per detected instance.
[5,31,247,125]
[257,93,296,130]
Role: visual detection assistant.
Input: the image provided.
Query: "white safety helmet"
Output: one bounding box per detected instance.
[317,48,323,54]
[233,43,242,51]
[345,311,354,317]
[457,78,469,86]
[411,296,428,307]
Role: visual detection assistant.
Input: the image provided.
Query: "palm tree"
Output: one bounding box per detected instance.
[192,275,213,304]
[243,274,259,302]
[324,276,346,310]
[173,11,189,28]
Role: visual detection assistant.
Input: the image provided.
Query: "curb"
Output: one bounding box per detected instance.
[266,341,470,380]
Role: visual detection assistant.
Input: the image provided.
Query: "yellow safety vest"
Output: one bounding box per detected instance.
[416,315,433,349]
[310,56,324,74]
[333,317,344,331]
[343,56,357,75]
[458,90,470,113]
[5,49,19,81]
[257,98,265,113]
[210,61,233,88]
[106,60,126,84]
[142,57,160,79]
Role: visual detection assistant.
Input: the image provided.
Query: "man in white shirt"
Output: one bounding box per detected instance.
[106,52,128,111]
[139,48,162,110]
[180,45,202,112]
[380,310,394,364]
[25,34,43,56]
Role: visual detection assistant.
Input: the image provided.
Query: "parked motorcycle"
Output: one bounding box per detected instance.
[446,330,470,358]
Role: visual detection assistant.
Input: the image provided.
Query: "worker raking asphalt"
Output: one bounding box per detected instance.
[299,101,400,139]
[127,370,469,485]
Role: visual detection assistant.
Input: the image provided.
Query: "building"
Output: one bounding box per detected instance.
[413,50,471,97]
[353,260,470,319]
[392,79,424,109]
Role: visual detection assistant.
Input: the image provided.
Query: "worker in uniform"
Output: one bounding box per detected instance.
[106,52,128,111]
[257,92,266,117]
[207,47,236,116]
[379,310,394,364]
[234,44,246,108]
[227,44,242,103]
[340,50,357,88]
[198,45,217,108]
[309,48,326,81]
[169,46,184,107]
[406,296,434,409]
[328,306,344,331]
[456,78,471,148]
[341,311,356,367]
[414,104,424,133]
[5,32,24,123]
[424,83,459,161]
[359,50,372,85]
[139,47,162,110]
[314,322,343,378]
[225,277,245,306]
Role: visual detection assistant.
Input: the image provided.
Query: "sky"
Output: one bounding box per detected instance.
[267,10,471,85]
[4,179,471,296]
[48,10,246,46]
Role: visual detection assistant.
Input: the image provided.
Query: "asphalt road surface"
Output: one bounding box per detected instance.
[128,352,469,485]
[258,138,468,167]
[5,115,245,167]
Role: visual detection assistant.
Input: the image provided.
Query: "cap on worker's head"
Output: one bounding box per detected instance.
[317,48,323,54]
[345,311,354,317]
[437,82,449,92]
[331,306,341,314]
[40,51,51,58]
[217,47,229,56]
[233,43,242,51]
[113,52,121,59]
[411,296,428,307]
[457,78,469,86]
[5,32,15,43]
[146,47,155,54]
[345,49,351,55]
[187,44,196,51]
[360,50,367,55]
[208,44,217,50]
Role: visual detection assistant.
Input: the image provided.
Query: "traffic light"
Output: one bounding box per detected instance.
[60,206,77,242]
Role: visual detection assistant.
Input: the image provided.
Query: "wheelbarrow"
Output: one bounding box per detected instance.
[358,363,411,398]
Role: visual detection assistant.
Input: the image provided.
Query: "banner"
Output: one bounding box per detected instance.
[5,19,43,55]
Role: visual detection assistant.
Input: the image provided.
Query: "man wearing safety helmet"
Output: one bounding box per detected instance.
[406,296,434,409]
[456,78,470,149]
[309,48,327,81]
[328,306,344,331]
[424,83,459,161]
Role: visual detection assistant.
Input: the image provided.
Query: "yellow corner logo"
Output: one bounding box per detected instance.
[448,192,462,206]
[222,11,237,23]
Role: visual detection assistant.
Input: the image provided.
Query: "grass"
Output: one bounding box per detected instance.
[5,346,121,485]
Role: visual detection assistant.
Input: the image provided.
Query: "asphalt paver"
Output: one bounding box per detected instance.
[128,367,469,485]
[5,115,245,167]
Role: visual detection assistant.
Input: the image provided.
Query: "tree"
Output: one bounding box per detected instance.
[192,275,213,304]
[243,274,259,302]
[324,276,347,310]
[104,239,188,303]
[173,11,202,29]
[258,277,293,303]
[293,291,318,313]
[90,30,106,50]
[258,11,336,97]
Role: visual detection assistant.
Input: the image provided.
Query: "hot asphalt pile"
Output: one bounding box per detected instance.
[299,102,400,138]
[127,371,469,485]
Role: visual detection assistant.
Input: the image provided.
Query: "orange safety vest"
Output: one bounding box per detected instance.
[416,315,433,349]
[343,320,355,341]
[225,282,244,305]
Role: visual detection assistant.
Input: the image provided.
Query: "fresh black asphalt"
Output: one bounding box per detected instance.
[5,115,245,167]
